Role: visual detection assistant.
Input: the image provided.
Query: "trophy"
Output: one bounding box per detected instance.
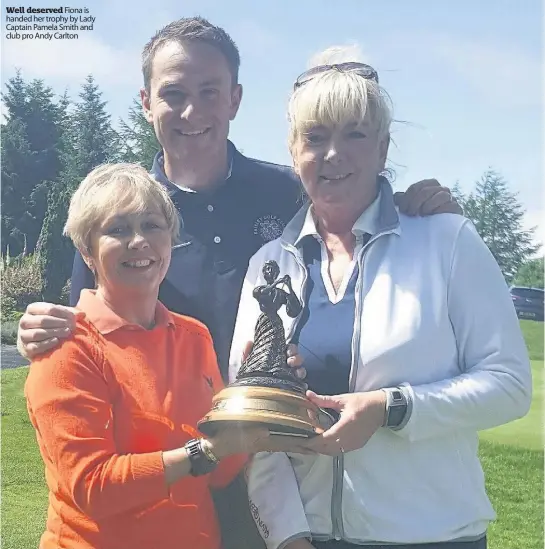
[198,260,334,438]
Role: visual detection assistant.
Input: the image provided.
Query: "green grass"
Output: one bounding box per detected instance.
[1,367,48,549]
[1,321,543,548]
[479,320,543,549]
[520,319,544,361]
[480,440,543,549]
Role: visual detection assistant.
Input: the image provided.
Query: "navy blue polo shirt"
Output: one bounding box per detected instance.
[70,141,303,380]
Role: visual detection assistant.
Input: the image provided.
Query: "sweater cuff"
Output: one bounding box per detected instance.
[131,451,169,501]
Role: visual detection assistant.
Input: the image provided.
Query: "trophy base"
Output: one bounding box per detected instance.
[198,385,334,438]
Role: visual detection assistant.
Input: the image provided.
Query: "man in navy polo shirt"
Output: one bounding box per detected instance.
[17,16,461,549]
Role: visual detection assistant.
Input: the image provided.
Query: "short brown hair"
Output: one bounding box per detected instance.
[142,17,240,91]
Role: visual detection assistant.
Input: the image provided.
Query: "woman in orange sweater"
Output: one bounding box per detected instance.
[24,163,284,549]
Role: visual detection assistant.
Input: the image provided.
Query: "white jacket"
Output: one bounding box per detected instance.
[229,182,532,549]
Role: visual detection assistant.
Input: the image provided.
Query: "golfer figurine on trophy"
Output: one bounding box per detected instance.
[234,260,305,393]
[198,260,333,437]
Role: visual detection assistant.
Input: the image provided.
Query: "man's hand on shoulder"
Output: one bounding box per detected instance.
[394,179,463,216]
[17,302,85,360]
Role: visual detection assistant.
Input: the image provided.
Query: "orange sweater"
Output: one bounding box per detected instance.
[25,290,246,549]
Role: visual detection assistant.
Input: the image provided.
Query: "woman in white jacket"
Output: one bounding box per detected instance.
[229,46,532,549]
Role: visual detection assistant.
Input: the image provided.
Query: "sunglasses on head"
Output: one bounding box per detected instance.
[293,62,379,90]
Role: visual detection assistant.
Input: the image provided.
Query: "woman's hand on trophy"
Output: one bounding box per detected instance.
[242,341,306,379]
[300,390,387,456]
[286,344,306,379]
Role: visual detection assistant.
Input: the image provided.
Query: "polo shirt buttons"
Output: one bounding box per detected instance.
[208,205,220,244]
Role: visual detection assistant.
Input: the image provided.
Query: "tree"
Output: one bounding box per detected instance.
[36,146,82,301]
[73,75,119,172]
[513,257,544,289]
[37,76,119,301]
[1,72,65,255]
[1,117,33,255]
[117,96,160,169]
[451,181,465,205]
[2,70,27,119]
[457,169,540,283]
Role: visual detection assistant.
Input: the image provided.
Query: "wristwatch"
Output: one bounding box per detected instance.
[382,388,408,428]
[184,438,219,476]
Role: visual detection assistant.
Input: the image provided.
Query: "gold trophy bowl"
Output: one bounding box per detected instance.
[198,260,335,438]
[198,385,331,437]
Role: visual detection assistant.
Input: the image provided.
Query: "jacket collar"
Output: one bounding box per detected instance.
[282,176,401,247]
[294,187,384,246]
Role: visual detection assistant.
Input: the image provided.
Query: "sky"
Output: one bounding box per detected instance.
[2,0,543,249]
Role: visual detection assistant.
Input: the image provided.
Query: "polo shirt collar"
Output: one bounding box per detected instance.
[294,187,383,247]
[150,141,235,196]
[77,289,175,335]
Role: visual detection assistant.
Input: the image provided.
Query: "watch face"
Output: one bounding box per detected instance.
[185,439,217,476]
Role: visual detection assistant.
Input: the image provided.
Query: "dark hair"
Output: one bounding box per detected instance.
[142,16,240,91]
[263,260,280,283]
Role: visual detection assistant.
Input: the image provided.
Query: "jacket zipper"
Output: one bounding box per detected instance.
[348,229,397,390]
[331,229,398,540]
[331,257,364,540]
[331,453,344,539]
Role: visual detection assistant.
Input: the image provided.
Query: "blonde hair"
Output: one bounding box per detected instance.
[64,163,180,253]
[288,45,392,149]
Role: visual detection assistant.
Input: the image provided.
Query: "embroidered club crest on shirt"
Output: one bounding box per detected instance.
[253,215,285,242]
